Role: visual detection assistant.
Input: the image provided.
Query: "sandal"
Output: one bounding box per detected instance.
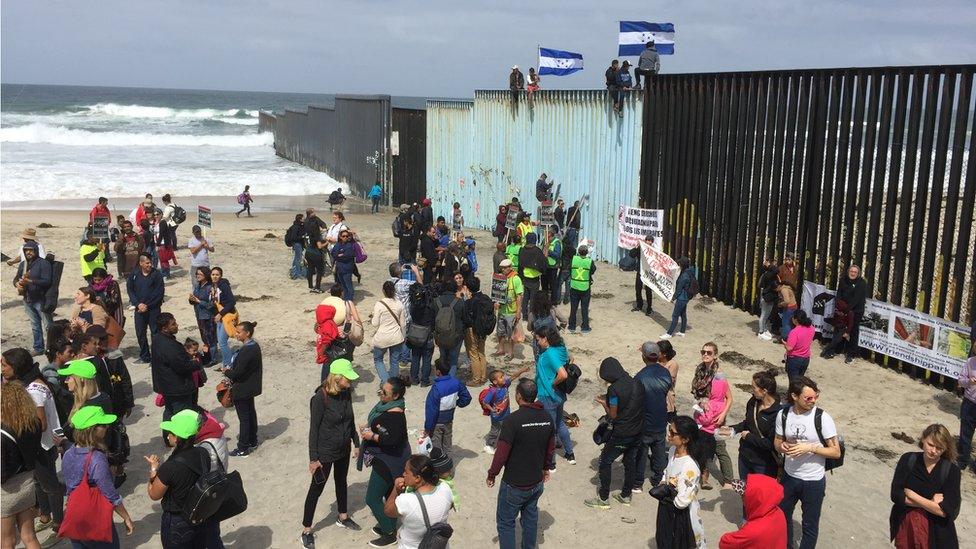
[701,479,713,490]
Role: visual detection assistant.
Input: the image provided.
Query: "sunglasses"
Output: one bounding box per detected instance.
[700,350,714,356]
[667,428,677,437]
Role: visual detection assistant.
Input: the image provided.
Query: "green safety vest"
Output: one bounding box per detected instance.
[547,238,561,267]
[79,244,105,278]
[570,255,592,291]
[505,244,521,269]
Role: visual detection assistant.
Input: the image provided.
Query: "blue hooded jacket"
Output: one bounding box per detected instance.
[424,375,472,433]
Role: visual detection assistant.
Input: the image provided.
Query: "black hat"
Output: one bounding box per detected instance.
[429,447,453,475]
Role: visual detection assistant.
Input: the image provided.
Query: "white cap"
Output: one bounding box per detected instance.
[512,65,519,70]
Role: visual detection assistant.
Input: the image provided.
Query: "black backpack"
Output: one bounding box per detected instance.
[556,362,582,395]
[780,407,845,472]
[415,491,453,549]
[470,294,497,338]
[176,444,247,525]
[171,205,187,225]
[392,216,403,238]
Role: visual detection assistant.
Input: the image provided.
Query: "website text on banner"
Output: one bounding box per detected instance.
[617,205,663,250]
[801,282,972,378]
[639,241,680,301]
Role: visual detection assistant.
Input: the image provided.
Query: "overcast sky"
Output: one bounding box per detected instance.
[3,0,974,97]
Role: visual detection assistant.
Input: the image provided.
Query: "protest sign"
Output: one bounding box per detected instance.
[505,205,521,230]
[491,273,508,304]
[617,205,664,250]
[92,216,110,240]
[638,241,680,301]
[538,200,555,226]
[801,281,972,378]
[198,205,212,228]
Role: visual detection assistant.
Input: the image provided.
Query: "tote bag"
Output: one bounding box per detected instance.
[58,452,115,543]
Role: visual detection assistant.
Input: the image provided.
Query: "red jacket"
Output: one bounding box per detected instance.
[90,204,111,224]
[315,304,339,365]
[719,474,787,549]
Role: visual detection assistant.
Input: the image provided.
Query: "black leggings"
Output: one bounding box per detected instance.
[302,454,350,527]
[306,252,325,290]
[237,203,251,216]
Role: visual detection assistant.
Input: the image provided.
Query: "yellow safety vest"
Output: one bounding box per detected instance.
[547,238,561,267]
[570,255,592,291]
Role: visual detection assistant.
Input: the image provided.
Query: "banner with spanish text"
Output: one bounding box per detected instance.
[638,241,680,301]
[617,205,663,250]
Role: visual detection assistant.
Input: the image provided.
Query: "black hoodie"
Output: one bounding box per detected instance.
[599,358,644,439]
[759,264,780,304]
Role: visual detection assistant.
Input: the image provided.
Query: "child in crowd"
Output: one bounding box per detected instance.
[407,447,460,511]
[184,338,208,388]
[479,366,529,454]
[423,359,472,454]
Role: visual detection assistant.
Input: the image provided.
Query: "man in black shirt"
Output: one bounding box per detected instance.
[419,225,440,284]
[553,198,566,231]
[586,357,644,509]
[487,379,554,549]
[605,59,620,103]
[836,264,867,363]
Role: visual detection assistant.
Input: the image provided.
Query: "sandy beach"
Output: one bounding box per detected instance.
[2,203,974,548]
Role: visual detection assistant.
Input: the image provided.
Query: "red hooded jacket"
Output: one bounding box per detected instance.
[315,304,339,364]
[719,474,787,549]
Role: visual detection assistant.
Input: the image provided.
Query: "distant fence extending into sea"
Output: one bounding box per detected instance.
[640,64,975,386]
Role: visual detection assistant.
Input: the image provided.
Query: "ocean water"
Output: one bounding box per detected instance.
[0,84,360,204]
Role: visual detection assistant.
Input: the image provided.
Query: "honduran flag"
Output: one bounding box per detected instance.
[618,21,675,56]
[538,47,584,76]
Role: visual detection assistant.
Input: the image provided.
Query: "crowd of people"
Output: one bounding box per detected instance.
[3,187,973,549]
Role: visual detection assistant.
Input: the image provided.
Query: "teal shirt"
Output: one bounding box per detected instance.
[535,345,569,402]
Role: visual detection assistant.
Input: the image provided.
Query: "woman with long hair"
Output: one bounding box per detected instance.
[783,309,815,382]
[383,454,455,549]
[188,266,217,365]
[210,266,238,369]
[655,415,707,549]
[889,423,961,548]
[70,287,109,334]
[657,340,680,422]
[1,382,43,549]
[690,342,733,489]
[533,325,575,465]
[371,281,406,385]
[89,268,125,329]
[61,406,134,547]
[330,229,358,301]
[225,321,262,458]
[723,370,783,479]
[360,378,410,547]
[146,411,221,547]
[300,360,362,548]
[527,291,563,361]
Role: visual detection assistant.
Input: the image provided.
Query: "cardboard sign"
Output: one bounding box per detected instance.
[491,273,508,304]
[638,241,681,301]
[92,216,111,240]
[198,205,212,228]
[618,205,664,250]
[538,200,555,226]
[505,205,521,230]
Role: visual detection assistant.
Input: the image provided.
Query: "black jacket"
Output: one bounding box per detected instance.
[420,234,439,265]
[566,206,581,230]
[398,224,418,262]
[759,265,780,304]
[225,341,262,399]
[308,388,359,463]
[151,332,199,397]
[418,207,434,234]
[605,67,618,89]
[213,278,237,314]
[518,245,548,277]
[599,358,644,439]
[94,352,134,417]
[14,257,52,304]
[837,276,868,314]
[1,422,41,482]
[303,216,327,244]
[285,221,305,248]
[728,397,784,472]
[889,453,960,548]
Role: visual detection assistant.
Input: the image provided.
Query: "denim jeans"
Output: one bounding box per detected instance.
[338,271,355,301]
[373,344,401,385]
[558,270,571,304]
[371,197,380,213]
[597,436,641,500]
[568,288,590,330]
[23,300,52,353]
[785,356,810,383]
[496,480,544,549]
[290,243,306,279]
[759,300,774,334]
[410,338,435,383]
[160,511,211,548]
[217,320,233,367]
[539,396,573,456]
[234,396,258,449]
[34,446,64,525]
[958,397,976,469]
[780,473,826,549]
[438,343,461,378]
[70,524,119,548]
[781,308,796,340]
[134,306,160,362]
[667,298,689,335]
[634,430,668,487]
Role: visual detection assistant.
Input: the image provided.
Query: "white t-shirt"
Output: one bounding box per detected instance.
[187,236,211,267]
[395,482,454,549]
[26,380,61,451]
[326,222,348,247]
[775,406,837,481]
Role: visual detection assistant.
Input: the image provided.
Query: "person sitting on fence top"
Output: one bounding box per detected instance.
[535,173,552,202]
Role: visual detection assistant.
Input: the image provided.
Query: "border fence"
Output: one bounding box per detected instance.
[639,65,976,386]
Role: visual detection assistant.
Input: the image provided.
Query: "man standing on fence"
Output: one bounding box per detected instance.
[634,41,660,89]
[836,265,867,364]
[509,66,525,107]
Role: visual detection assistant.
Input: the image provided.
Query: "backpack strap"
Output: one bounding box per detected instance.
[780,407,788,439]
[414,491,432,530]
[813,408,828,447]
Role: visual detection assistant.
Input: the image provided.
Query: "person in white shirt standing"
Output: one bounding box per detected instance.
[186,225,214,291]
[774,376,842,549]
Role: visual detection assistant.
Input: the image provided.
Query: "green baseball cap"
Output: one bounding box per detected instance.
[328,359,359,381]
[70,405,117,430]
[57,359,97,379]
[160,409,201,440]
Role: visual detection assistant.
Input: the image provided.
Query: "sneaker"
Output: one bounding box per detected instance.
[564,453,577,465]
[484,445,496,455]
[301,531,315,548]
[336,517,361,531]
[676,332,686,337]
[659,333,672,340]
[371,526,384,536]
[581,328,592,334]
[584,497,610,510]
[845,356,854,364]
[613,493,632,506]
[229,447,252,458]
[368,533,397,547]
[568,327,578,333]
[631,306,641,312]
[645,310,653,317]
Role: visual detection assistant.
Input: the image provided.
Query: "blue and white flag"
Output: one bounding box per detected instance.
[538,47,584,76]
[618,21,675,56]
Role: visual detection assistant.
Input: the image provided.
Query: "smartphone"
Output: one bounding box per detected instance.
[312,467,326,485]
[52,427,65,439]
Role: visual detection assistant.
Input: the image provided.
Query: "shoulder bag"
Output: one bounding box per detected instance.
[58,452,114,542]
[415,491,453,549]
[380,300,404,338]
[344,302,365,347]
